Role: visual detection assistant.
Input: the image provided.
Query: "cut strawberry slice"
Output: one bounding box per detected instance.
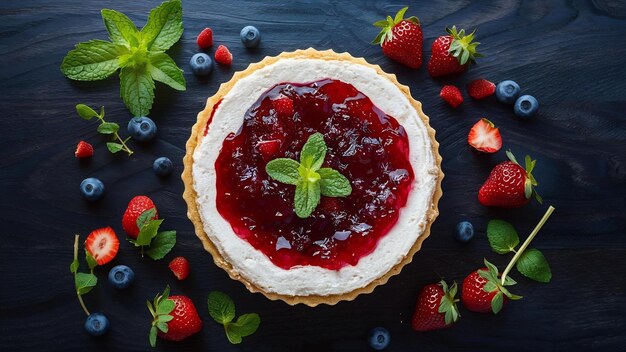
[85,227,120,265]
[257,139,282,160]
[468,118,502,153]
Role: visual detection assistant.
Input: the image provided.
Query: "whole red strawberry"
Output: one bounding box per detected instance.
[428,26,481,77]
[148,286,202,347]
[462,259,522,314]
[467,79,495,99]
[169,256,190,280]
[412,280,460,332]
[440,85,463,108]
[122,196,158,239]
[372,7,423,68]
[478,150,542,208]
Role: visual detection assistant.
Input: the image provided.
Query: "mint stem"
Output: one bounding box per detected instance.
[97,113,133,156]
[500,206,555,285]
[73,234,90,316]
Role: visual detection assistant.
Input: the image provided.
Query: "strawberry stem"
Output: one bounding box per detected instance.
[500,206,555,285]
[73,234,90,316]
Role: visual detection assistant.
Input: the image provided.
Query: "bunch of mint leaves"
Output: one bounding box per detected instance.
[128,209,176,260]
[61,0,185,117]
[207,291,260,344]
[487,219,552,282]
[265,132,352,218]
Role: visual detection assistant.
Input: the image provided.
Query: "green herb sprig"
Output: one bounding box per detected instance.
[76,104,133,155]
[128,209,176,260]
[61,0,186,116]
[486,206,556,283]
[265,132,352,218]
[69,234,98,316]
[207,291,260,344]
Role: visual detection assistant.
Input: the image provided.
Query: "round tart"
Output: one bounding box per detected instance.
[183,49,443,306]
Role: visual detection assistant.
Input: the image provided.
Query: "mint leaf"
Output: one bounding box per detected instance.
[266,158,300,185]
[318,168,352,197]
[75,104,100,120]
[75,272,97,295]
[516,248,552,283]
[120,66,155,117]
[146,231,176,260]
[148,52,185,91]
[136,219,164,246]
[141,0,183,51]
[487,220,520,254]
[294,179,320,218]
[226,313,260,341]
[85,251,98,271]
[300,133,326,170]
[208,291,235,325]
[136,208,157,229]
[61,40,127,81]
[106,142,123,153]
[97,122,120,135]
[101,9,139,47]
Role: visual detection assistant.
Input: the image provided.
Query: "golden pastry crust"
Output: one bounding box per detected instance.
[182,48,443,306]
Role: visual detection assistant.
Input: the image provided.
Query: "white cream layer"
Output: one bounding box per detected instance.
[193,58,438,296]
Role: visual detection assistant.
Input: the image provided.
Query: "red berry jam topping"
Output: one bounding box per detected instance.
[214,79,414,270]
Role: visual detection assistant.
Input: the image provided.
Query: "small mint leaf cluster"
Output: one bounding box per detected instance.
[207,291,260,344]
[76,104,133,155]
[128,209,176,260]
[265,133,352,218]
[69,234,98,316]
[61,0,185,116]
[487,219,552,283]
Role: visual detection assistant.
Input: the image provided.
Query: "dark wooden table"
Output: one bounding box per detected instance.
[1,1,625,351]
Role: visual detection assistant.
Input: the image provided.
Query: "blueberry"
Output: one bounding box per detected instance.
[368,327,390,350]
[153,157,173,176]
[190,53,213,76]
[495,80,521,104]
[514,95,539,118]
[127,116,157,142]
[108,265,135,289]
[240,26,261,48]
[455,221,474,243]
[84,313,109,336]
[80,177,105,202]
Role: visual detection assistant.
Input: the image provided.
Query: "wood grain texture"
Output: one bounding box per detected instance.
[1,0,625,351]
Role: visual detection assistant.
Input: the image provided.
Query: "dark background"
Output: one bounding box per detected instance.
[1,0,625,351]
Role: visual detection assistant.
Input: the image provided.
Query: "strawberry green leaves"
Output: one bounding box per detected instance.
[207,291,260,344]
[75,104,133,156]
[437,280,460,325]
[61,0,185,116]
[129,209,176,260]
[478,259,522,314]
[147,285,175,348]
[266,133,352,218]
[70,234,98,315]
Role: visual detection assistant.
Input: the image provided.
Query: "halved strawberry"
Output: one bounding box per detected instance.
[85,227,119,265]
[468,118,502,153]
[467,79,495,99]
[257,139,282,160]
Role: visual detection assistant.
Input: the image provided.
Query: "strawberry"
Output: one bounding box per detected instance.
[467,79,495,99]
[467,118,502,153]
[169,256,190,281]
[372,7,423,68]
[75,141,93,158]
[440,85,463,108]
[461,259,522,314]
[196,27,213,49]
[478,150,542,208]
[428,26,481,77]
[122,196,158,239]
[84,227,119,265]
[412,280,460,332]
[257,139,282,160]
[148,286,202,347]
[214,45,232,66]
[273,96,294,118]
